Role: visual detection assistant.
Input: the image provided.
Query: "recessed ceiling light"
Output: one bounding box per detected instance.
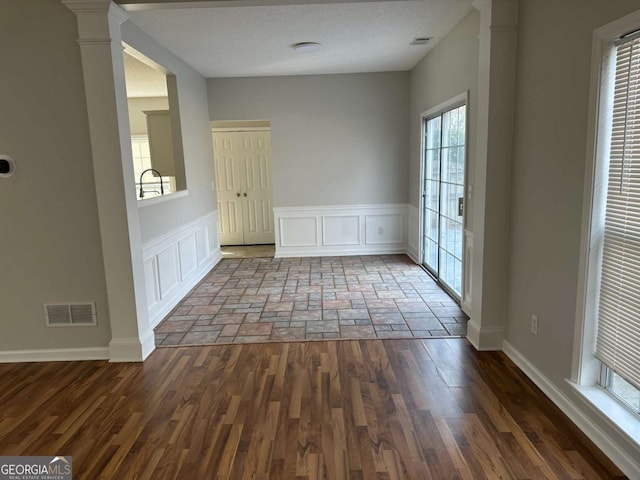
[292,42,321,53]
[410,37,433,46]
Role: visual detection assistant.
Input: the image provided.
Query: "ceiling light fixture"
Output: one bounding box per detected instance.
[292,42,321,53]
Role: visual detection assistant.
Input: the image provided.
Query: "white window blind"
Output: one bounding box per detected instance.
[595,34,640,391]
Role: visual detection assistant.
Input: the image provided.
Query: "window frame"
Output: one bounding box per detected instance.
[130,134,152,180]
[571,7,640,452]
[601,366,640,416]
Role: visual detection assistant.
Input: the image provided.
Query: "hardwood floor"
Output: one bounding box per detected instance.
[0,339,625,479]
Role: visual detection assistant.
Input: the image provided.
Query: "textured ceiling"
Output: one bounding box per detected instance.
[123,52,169,97]
[123,0,473,79]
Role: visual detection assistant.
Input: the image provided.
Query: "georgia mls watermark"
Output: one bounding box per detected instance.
[0,456,72,480]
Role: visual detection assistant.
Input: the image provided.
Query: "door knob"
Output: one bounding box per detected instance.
[243,193,247,197]
[236,192,240,197]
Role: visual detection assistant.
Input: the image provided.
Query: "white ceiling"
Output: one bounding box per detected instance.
[123,52,169,97]
[123,0,473,79]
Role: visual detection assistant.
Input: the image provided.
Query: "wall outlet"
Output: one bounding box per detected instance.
[530,315,539,335]
[377,227,384,235]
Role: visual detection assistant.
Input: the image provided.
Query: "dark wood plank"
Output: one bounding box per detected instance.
[0,339,628,479]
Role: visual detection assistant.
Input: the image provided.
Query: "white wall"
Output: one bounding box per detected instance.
[408,10,480,308]
[122,22,218,244]
[0,0,111,352]
[119,21,222,337]
[409,10,480,213]
[506,0,640,468]
[207,73,410,208]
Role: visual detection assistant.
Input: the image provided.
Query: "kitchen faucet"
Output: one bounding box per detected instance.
[139,168,164,199]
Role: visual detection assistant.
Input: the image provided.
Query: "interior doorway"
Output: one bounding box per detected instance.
[212,123,275,245]
[421,98,467,301]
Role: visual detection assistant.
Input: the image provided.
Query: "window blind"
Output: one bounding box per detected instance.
[595,34,640,391]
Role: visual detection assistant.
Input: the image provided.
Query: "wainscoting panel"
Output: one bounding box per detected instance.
[143,257,159,309]
[143,211,222,328]
[462,229,473,314]
[207,221,219,257]
[274,205,407,258]
[365,214,403,245]
[157,245,180,299]
[178,235,198,279]
[279,217,319,247]
[195,228,208,265]
[407,204,420,263]
[322,215,360,246]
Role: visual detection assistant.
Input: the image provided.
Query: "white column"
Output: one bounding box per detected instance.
[467,0,518,350]
[62,0,155,361]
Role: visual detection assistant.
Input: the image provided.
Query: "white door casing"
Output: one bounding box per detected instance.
[213,130,275,245]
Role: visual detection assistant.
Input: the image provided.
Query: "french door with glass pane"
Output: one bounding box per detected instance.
[422,103,466,299]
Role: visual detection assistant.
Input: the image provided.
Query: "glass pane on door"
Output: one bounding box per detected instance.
[423,116,441,274]
[422,104,466,299]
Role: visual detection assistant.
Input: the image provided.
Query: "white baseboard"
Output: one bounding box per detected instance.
[0,347,109,363]
[109,339,143,363]
[466,320,503,350]
[142,211,222,329]
[406,248,419,264]
[275,245,406,258]
[503,340,640,479]
[109,327,156,362]
[273,204,408,258]
[140,328,156,360]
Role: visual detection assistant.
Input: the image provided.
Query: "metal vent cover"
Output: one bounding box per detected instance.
[44,303,97,327]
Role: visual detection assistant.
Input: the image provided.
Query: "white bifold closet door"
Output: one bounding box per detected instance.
[213,130,274,245]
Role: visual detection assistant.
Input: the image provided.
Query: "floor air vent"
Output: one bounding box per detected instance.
[44,303,96,326]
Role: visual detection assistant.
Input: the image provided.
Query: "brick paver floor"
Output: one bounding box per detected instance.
[154,254,468,346]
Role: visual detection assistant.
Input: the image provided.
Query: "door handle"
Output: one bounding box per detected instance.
[458,197,464,216]
[236,192,240,197]
[243,193,247,197]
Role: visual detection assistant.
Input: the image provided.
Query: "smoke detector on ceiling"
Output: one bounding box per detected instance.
[292,42,321,53]
[410,37,433,46]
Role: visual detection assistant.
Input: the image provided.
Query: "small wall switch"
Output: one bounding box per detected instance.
[531,315,539,335]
